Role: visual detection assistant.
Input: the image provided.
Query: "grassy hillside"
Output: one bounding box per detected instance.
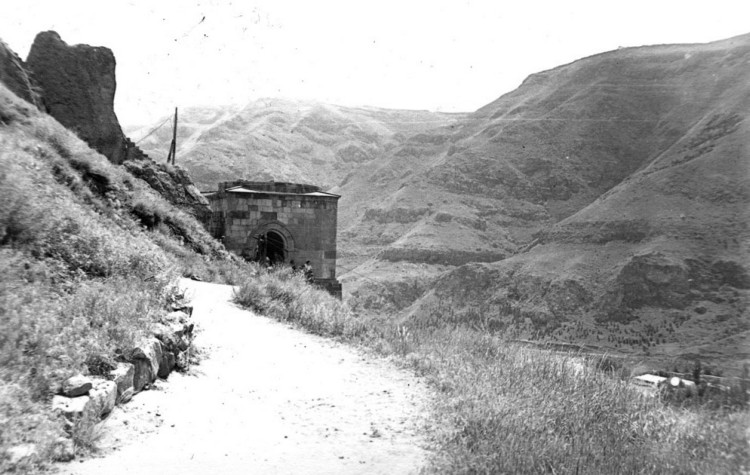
[0,83,247,471]
[402,34,750,374]
[127,99,466,191]
[234,266,749,474]
[2,72,746,473]
[330,34,750,374]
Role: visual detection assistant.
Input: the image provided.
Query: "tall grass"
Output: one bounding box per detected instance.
[0,84,242,471]
[233,268,750,474]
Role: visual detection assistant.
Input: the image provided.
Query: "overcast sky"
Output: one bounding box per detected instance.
[2,0,749,126]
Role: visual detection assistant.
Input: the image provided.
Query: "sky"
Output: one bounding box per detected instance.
[2,0,749,126]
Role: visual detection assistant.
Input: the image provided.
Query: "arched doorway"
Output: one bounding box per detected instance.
[265,231,285,264]
[247,221,295,264]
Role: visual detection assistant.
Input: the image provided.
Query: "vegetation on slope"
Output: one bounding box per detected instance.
[235,268,749,474]
[0,83,248,472]
[335,34,750,375]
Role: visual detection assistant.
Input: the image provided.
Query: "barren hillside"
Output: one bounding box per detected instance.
[336,34,750,372]
[127,99,466,191]
[128,34,750,372]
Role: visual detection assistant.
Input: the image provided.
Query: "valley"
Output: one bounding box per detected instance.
[132,33,750,375]
[1,21,748,474]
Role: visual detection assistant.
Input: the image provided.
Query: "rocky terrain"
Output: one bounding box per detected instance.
[4,31,211,222]
[354,33,750,373]
[128,33,750,373]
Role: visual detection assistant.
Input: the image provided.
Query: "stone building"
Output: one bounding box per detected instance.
[204,181,342,297]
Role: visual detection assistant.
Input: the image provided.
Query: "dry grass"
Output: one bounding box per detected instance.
[234,269,750,474]
[0,83,242,471]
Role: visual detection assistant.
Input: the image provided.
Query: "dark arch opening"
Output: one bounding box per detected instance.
[265,231,285,265]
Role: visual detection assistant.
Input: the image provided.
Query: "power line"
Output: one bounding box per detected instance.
[134,116,172,145]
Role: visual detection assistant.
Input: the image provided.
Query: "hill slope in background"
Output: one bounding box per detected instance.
[128,34,750,372]
[338,34,750,372]
[127,99,466,191]
[364,34,750,373]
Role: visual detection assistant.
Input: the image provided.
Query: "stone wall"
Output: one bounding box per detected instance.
[207,181,340,287]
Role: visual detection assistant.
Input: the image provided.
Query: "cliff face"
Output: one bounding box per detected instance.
[0,39,42,109]
[26,31,128,164]
[5,31,210,223]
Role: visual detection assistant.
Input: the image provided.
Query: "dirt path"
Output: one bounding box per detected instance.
[57,279,432,474]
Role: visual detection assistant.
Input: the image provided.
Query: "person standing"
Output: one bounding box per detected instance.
[303,261,314,283]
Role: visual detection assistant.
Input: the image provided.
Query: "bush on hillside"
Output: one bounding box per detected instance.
[233,266,367,338]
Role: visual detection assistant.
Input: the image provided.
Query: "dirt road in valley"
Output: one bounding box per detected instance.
[57,279,432,475]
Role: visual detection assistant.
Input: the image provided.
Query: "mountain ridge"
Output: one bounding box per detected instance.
[129,33,750,372]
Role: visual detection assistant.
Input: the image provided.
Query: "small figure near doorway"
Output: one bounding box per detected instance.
[303,261,314,283]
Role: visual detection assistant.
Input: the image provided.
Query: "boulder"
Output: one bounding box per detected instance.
[89,379,117,416]
[127,338,161,392]
[62,374,93,397]
[157,349,176,379]
[131,359,154,392]
[149,339,174,379]
[52,395,93,420]
[108,362,134,398]
[153,323,179,352]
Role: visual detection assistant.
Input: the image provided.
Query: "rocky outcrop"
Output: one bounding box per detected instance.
[0,39,41,108]
[20,31,211,223]
[123,160,210,222]
[26,31,128,164]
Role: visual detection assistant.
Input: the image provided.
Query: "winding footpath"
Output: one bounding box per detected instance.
[57,279,431,474]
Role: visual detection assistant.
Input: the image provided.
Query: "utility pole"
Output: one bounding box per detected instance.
[166,107,178,164]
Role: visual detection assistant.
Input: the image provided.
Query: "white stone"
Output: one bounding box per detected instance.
[108,362,134,398]
[52,395,93,420]
[89,379,117,416]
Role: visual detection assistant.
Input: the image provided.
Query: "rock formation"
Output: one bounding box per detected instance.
[14,31,211,223]
[123,159,210,223]
[26,31,128,164]
[0,39,41,109]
